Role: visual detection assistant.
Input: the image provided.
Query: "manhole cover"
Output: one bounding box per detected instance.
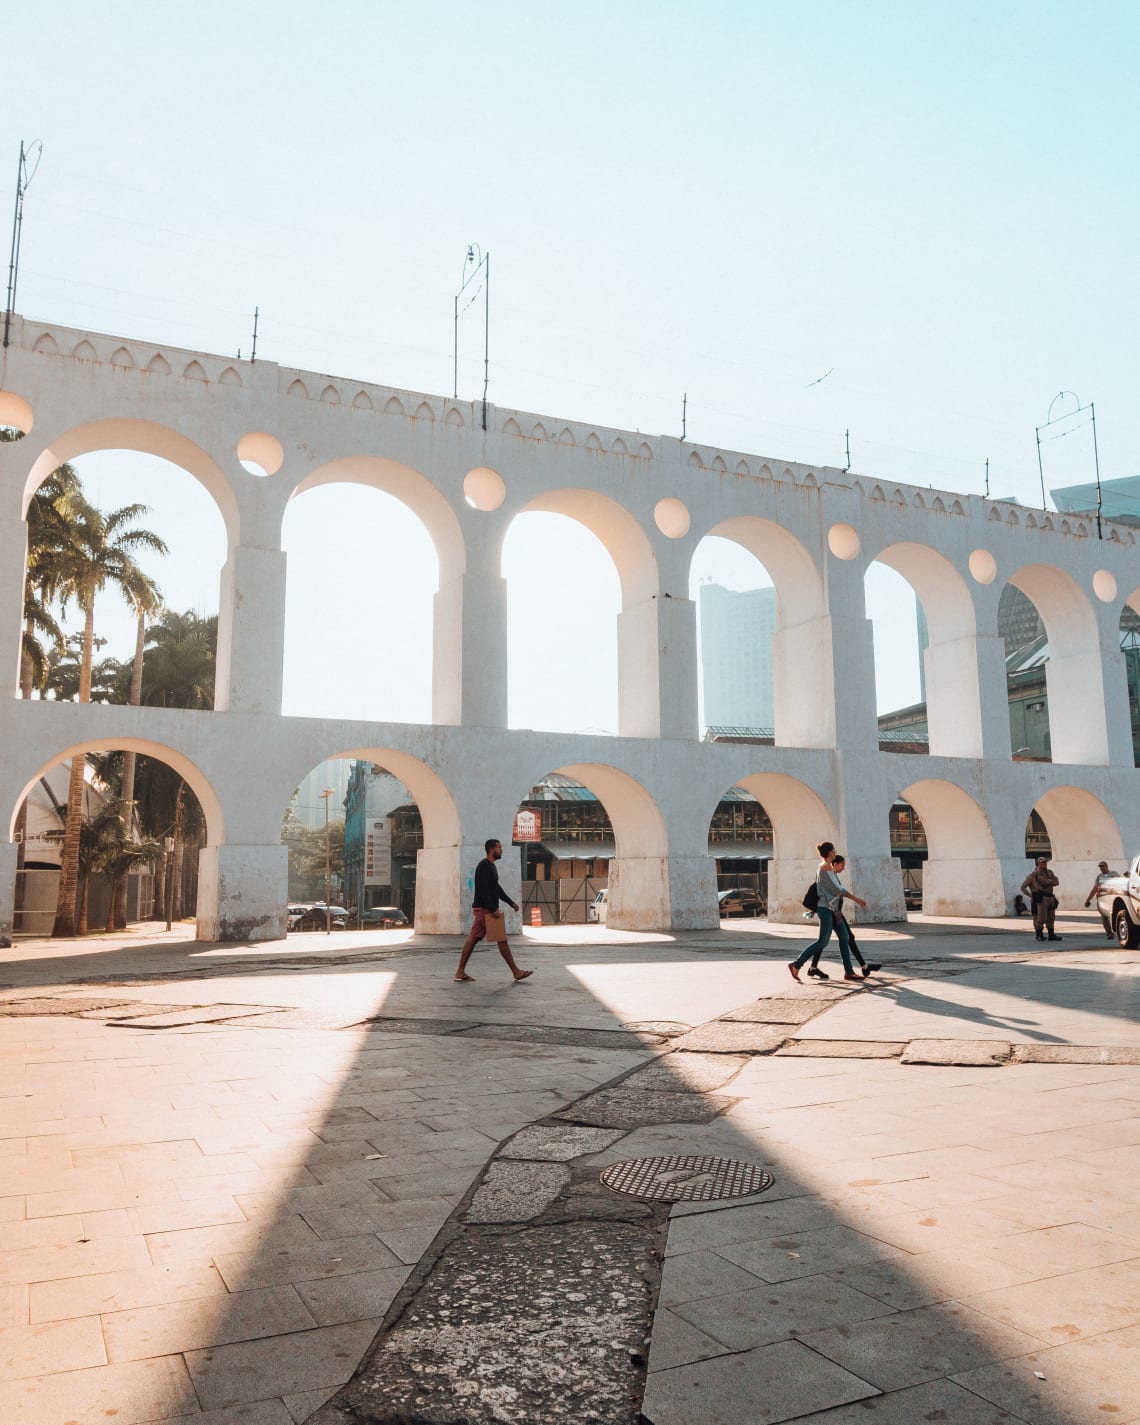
[600,1154,774,1202]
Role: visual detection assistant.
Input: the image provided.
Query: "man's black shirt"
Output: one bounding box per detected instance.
[473,857,512,911]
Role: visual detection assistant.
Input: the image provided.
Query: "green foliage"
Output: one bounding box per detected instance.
[141,609,218,709]
[282,809,346,900]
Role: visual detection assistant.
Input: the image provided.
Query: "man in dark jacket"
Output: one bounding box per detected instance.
[455,838,533,982]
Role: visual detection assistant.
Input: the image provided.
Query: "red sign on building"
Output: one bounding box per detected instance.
[513,808,541,843]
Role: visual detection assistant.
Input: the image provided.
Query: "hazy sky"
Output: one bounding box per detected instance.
[6,2,1136,738]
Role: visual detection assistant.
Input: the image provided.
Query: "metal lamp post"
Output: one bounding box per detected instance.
[319,788,334,935]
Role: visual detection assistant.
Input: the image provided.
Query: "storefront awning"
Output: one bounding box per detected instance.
[535,841,616,861]
[710,841,772,860]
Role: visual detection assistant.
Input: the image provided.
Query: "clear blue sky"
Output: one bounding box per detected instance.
[6,2,1137,731]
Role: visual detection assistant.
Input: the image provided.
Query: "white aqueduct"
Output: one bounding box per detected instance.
[1,315,1137,945]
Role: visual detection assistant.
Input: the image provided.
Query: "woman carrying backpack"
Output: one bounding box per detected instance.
[788,841,866,983]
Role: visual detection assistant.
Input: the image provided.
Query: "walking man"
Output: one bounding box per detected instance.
[1021,856,1062,942]
[455,838,533,983]
[1085,860,1117,940]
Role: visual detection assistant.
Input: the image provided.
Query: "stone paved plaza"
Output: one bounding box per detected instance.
[1,910,1139,1423]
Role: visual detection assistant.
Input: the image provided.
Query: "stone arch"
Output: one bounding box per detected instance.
[111,346,134,368]
[1008,562,1107,764]
[637,442,653,460]
[688,450,704,469]
[735,460,750,476]
[511,490,659,738]
[696,514,829,749]
[585,432,603,451]
[219,366,242,387]
[901,778,1003,914]
[712,455,727,472]
[503,417,522,437]
[1030,785,1124,909]
[531,422,548,441]
[515,761,670,929]
[6,735,226,941]
[73,340,97,361]
[147,354,171,375]
[558,427,575,446]
[724,771,837,922]
[20,416,241,545]
[518,488,657,607]
[10,736,224,847]
[272,744,461,934]
[289,456,464,577]
[321,385,341,406]
[612,437,628,455]
[384,396,405,416]
[951,500,965,515]
[183,361,208,382]
[287,379,309,399]
[446,407,464,428]
[287,457,464,726]
[32,332,57,354]
[352,390,373,411]
[866,541,981,757]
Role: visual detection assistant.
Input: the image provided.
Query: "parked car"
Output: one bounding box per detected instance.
[286,904,311,931]
[296,903,349,931]
[1095,856,1140,947]
[588,888,609,923]
[718,888,765,918]
[903,886,923,910]
[359,906,409,929]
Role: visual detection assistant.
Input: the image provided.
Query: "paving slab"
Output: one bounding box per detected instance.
[628,1053,748,1092]
[786,1376,1032,1422]
[779,1039,905,1058]
[671,1022,789,1054]
[641,1337,876,1425]
[719,997,829,1023]
[464,1159,570,1222]
[902,1039,1012,1066]
[499,1123,626,1160]
[556,1086,738,1129]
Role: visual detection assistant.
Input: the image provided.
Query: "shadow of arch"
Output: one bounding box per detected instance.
[288,456,465,574]
[1009,562,1106,765]
[869,541,982,757]
[517,488,657,606]
[1031,785,1124,909]
[275,746,461,936]
[696,516,830,749]
[724,771,837,922]
[900,777,1002,915]
[21,417,240,546]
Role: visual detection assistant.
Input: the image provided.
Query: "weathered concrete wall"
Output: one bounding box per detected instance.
[2,315,1137,941]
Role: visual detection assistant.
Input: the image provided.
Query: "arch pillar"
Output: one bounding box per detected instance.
[415,840,478,935]
[1044,651,1112,765]
[0,841,18,946]
[1099,620,1135,768]
[0,514,27,697]
[432,569,507,728]
[215,546,287,714]
[618,594,697,739]
[196,842,288,942]
[924,632,1011,759]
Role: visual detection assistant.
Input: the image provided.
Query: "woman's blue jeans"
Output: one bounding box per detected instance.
[793,906,854,974]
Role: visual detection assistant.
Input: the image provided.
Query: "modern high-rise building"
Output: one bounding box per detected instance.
[698,583,777,729]
[290,758,354,829]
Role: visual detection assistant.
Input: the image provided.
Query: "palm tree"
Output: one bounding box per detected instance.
[22,464,82,698]
[50,496,168,937]
[111,573,162,930]
[140,609,218,709]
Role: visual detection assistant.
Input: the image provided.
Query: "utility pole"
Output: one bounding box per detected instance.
[4,140,43,350]
[453,245,490,430]
[320,788,334,934]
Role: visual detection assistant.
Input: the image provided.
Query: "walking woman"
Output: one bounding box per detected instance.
[788,841,867,984]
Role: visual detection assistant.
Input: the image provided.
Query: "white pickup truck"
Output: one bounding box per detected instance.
[1096,856,1140,947]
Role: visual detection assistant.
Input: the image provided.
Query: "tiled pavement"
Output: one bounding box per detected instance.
[0,911,1138,1423]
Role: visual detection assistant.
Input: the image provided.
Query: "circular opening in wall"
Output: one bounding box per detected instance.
[0,390,34,437]
[968,549,997,585]
[827,522,860,560]
[464,466,506,511]
[654,497,691,539]
[236,431,284,477]
[1093,569,1118,603]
